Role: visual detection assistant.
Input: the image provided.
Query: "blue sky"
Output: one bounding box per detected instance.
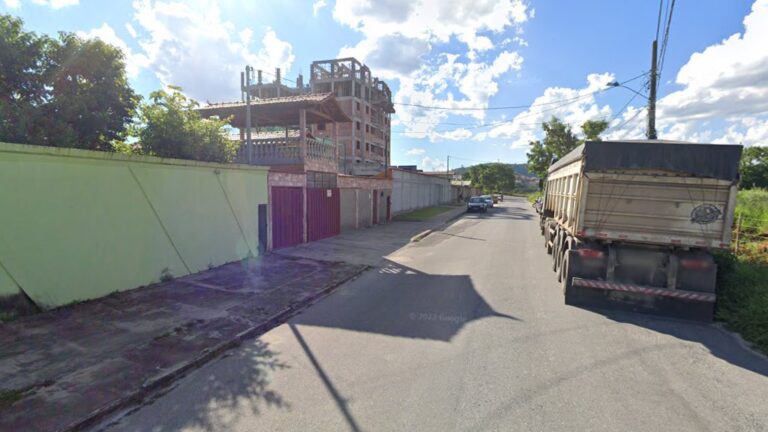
[2,0,766,170]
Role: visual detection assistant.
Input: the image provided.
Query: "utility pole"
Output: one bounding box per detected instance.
[647,40,658,140]
[244,66,253,163]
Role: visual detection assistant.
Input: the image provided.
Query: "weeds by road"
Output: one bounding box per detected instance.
[715,188,768,354]
[394,206,455,221]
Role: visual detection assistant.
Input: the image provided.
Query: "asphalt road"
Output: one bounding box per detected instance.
[105,197,768,432]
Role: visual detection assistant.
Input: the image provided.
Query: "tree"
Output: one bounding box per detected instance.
[740,146,768,189]
[0,15,50,143]
[526,139,551,181]
[526,116,610,182]
[134,87,238,163]
[33,33,139,150]
[0,16,138,150]
[465,163,516,193]
[581,119,609,141]
[526,117,579,180]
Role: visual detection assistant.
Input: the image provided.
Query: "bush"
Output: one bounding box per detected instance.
[527,191,542,204]
[715,258,768,353]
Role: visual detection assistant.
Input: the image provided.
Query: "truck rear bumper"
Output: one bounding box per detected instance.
[567,278,715,321]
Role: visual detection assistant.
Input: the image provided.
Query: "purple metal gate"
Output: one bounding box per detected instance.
[307,187,340,242]
[372,189,379,225]
[271,186,304,249]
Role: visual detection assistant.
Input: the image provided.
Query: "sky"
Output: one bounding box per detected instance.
[2,0,766,171]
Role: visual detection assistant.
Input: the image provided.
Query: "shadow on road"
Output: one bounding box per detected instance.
[292,260,520,342]
[464,205,534,221]
[289,324,362,432]
[108,339,291,431]
[596,309,768,378]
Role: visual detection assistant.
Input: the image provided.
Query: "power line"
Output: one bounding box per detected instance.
[608,105,646,132]
[394,71,648,111]
[657,0,676,79]
[655,0,665,41]
[392,77,647,136]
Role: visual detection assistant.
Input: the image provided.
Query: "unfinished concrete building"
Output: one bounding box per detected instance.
[309,58,395,176]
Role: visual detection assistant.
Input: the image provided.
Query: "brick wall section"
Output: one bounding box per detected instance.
[268,171,305,187]
[338,174,392,190]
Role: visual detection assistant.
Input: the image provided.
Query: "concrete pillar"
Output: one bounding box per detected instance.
[332,122,338,162]
[299,108,307,159]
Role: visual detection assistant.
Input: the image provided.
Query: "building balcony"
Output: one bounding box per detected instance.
[236,136,337,166]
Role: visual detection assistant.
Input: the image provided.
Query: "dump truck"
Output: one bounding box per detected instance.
[538,140,743,321]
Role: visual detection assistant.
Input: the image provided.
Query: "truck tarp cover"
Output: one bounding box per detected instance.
[550,140,742,181]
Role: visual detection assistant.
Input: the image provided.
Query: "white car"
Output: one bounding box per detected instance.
[481,195,494,208]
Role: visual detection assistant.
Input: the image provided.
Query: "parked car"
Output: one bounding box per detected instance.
[466,196,488,213]
[481,195,494,208]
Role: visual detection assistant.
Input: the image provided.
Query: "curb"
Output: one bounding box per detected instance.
[410,207,466,243]
[711,322,768,362]
[410,229,434,243]
[60,265,370,432]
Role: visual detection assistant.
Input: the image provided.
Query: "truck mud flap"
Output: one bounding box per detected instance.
[565,278,715,322]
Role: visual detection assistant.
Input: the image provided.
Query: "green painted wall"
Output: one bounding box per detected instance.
[0,142,269,309]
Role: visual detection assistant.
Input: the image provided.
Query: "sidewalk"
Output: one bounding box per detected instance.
[0,254,366,432]
[277,205,467,266]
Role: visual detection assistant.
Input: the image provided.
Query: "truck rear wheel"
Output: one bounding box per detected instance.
[552,231,561,272]
[561,252,574,294]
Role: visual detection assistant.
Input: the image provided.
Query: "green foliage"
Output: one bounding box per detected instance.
[0,16,139,150]
[0,15,51,143]
[526,139,551,181]
[464,163,516,194]
[581,119,609,141]
[740,146,768,189]
[133,87,238,163]
[527,191,542,204]
[394,206,454,221]
[0,15,138,150]
[714,190,768,354]
[526,117,610,181]
[715,255,768,354]
[736,188,768,233]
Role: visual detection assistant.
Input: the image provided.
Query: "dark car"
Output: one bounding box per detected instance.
[466,196,488,213]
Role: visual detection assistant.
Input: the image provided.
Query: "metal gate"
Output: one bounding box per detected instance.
[307,187,340,241]
[271,186,304,249]
[372,189,379,225]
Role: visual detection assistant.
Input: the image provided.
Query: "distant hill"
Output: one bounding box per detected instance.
[452,163,532,178]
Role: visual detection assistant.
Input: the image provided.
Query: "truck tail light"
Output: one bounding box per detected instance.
[680,258,711,270]
[577,249,604,259]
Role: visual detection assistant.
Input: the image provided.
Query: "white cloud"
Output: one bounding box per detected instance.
[125,23,137,38]
[312,0,326,17]
[600,0,768,147]
[129,0,295,102]
[658,0,768,123]
[476,72,615,148]
[30,0,78,8]
[406,147,426,156]
[430,127,473,142]
[3,0,20,8]
[333,0,531,138]
[421,155,447,171]
[77,23,148,78]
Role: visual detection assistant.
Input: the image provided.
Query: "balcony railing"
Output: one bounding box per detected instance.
[236,136,336,165]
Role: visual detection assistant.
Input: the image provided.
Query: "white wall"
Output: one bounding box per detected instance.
[391,169,452,214]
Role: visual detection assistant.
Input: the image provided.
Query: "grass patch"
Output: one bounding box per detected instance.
[527,191,542,204]
[394,206,455,221]
[715,253,768,354]
[714,188,768,354]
